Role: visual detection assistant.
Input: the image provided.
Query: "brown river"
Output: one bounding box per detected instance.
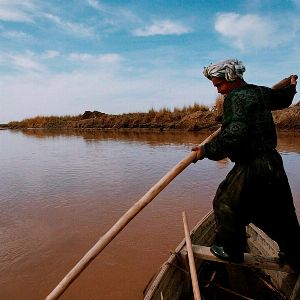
[1,129,299,300]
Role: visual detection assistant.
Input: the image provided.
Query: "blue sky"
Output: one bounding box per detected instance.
[1,0,300,123]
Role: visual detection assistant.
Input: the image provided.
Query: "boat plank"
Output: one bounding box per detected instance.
[182,245,295,273]
[144,211,299,300]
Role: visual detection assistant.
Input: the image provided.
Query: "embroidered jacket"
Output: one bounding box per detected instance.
[204,84,296,162]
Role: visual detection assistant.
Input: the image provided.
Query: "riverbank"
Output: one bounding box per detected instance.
[5,102,300,131]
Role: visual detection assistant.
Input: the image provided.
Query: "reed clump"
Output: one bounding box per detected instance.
[6,100,300,131]
[8,115,82,129]
[272,101,300,130]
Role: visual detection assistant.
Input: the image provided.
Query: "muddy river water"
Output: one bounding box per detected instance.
[0,129,299,300]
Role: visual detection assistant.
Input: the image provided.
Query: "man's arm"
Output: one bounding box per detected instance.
[270,75,297,110]
[203,92,248,161]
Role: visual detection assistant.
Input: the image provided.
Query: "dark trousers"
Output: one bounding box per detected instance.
[213,150,300,263]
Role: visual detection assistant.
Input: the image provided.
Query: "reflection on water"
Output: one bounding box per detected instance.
[20,128,212,146]
[18,128,300,152]
[1,129,300,300]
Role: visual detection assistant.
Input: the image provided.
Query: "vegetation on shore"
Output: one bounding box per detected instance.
[6,100,300,131]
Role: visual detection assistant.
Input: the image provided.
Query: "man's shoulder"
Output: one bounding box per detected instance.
[227,84,272,108]
[231,84,270,97]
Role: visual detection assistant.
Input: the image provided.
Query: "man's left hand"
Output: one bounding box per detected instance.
[290,74,298,86]
[191,145,205,163]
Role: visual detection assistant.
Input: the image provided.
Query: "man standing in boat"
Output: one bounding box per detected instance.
[192,59,300,272]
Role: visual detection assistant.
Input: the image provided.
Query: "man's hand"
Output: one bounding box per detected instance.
[191,145,205,163]
[272,74,298,89]
[290,74,298,86]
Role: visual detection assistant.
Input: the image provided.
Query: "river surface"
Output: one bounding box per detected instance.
[0,129,299,300]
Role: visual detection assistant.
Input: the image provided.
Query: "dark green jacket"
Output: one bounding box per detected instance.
[204,84,296,162]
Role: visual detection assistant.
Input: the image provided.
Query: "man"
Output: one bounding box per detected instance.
[192,59,300,271]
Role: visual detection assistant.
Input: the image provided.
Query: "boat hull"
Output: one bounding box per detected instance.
[144,210,299,300]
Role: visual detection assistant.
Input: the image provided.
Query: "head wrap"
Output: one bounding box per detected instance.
[203,59,245,82]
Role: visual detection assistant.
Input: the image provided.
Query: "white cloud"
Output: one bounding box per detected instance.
[215,13,280,50]
[0,2,95,37]
[42,50,60,59]
[0,51,44,72]
[87,0,106,12]
[8,53,45,72]
[68,53,123,64]
[0,8,30,22]
[1,50,123,74]
[292,0,300,6]
[0,0,35,22]
[132,20,191,36]
[44,13,94,37]
[87,0,141,30]
[2,30,30,39]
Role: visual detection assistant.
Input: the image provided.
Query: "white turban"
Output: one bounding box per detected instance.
[203,59,245,82]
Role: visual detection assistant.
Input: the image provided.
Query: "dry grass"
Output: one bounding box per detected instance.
[272,104,300,130]
[6,101,300,131]
[8,115,81,129]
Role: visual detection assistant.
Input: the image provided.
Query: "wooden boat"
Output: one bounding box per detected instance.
[143,210,300,300]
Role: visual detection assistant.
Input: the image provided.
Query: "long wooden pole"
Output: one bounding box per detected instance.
[46,75,295,300]
[182,211,201,300]
[46,128,221,300]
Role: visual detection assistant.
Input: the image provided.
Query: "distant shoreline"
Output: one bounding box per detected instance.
[4,103,300,132]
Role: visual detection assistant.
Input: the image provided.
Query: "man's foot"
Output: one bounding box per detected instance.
[279,251,300,274]
[210,245,244,263]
